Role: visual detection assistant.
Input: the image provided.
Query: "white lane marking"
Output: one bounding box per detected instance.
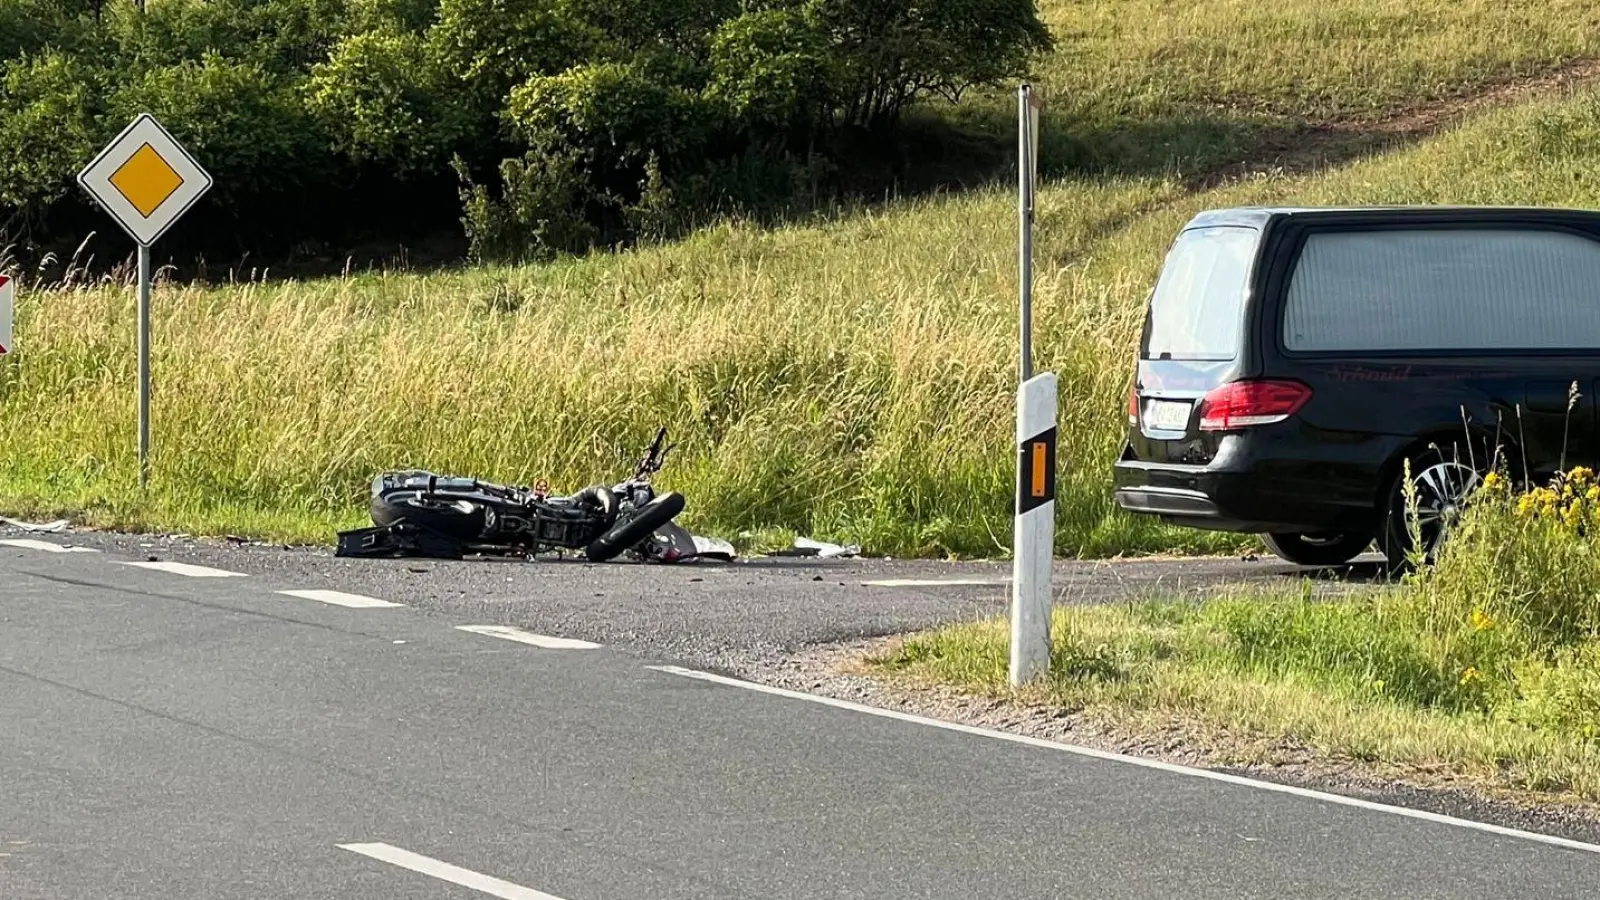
[863,577,1011,587]
[337,842,570,900]
[0,539,98,553]
[456,625,600,649]
[648,665,1600,856]
[277,589,402,609]
[118,560,248,577]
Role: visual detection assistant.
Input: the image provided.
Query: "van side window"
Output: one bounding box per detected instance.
[1282,227,1600,352]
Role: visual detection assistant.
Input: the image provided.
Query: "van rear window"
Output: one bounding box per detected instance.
[1143,225,1258,361]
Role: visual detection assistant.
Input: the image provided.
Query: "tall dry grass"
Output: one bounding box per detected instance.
[0,178,1208,552]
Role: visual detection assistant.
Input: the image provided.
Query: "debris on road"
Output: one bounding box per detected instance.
[773,536,861,559]
[0,517,71,534]
[642,522,737,563]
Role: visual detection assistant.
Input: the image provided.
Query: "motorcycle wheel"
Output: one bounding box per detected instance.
[371,494,487,542]
[584,492,687,562]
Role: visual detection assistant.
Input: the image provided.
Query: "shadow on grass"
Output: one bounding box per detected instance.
[8,94,1469,288]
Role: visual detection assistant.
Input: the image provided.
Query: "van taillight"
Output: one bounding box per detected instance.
[1198,380,1311,430]
[1127,382,1139,424]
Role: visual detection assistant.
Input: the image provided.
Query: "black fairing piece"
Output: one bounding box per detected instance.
[335,522,468,559]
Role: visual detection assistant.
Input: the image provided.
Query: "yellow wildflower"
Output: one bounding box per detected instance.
[1460,666,1481,686]
[1572,467,1595,485]
[1587,486,1599,503]
[1566,502,1585,529]
[1470,608,1495,632]
[1518,494,1538,518]
[1482,471,1506,492]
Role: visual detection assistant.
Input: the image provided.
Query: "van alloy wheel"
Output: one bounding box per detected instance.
[1382,449,1481,569]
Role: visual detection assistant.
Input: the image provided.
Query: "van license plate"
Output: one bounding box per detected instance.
[1145,399,1191,432]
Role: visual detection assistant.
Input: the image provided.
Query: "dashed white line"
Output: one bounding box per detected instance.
[647,664,1600,856]
[337,842,570,900]
[0,539,98,553]
[455,625,600,649]
[277,589,401,608]
[862,577,1011,587]
[118,560,248,578]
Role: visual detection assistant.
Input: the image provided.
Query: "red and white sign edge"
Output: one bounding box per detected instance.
[0,274,11,356]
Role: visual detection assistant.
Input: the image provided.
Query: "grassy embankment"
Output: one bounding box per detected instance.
[4,0,1600,555]
[870,466,1600,804]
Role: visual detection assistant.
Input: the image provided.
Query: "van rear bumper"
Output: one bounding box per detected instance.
[1112,441,1391,535]
[1112,467,1283,533]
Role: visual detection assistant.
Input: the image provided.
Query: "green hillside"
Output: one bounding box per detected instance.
[5,0,1600,555]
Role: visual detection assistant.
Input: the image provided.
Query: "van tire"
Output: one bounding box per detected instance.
[1260,532,1371,567]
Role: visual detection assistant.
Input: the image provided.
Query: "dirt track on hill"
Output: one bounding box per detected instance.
[1190,57,1600,191]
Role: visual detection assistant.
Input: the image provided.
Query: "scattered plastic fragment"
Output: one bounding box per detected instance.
[774,536,861,558]
[0,517,70,533]
[645,522,737,563]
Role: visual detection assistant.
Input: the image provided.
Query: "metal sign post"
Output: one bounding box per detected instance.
[1017,83,1040,382]
[1011,83,1056,687]
[76,113,212,490]
[0,275,13,357]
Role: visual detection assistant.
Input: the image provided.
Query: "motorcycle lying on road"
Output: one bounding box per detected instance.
[335,427,690,563]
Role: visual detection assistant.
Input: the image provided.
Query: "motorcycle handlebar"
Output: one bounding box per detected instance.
[634,426,673,478]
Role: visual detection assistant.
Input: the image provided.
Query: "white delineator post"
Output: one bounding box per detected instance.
[1010,82,1055,687]
[1011,372,1057,686]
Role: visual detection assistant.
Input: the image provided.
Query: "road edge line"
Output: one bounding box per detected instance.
[117,560,248,578]
[336,842,569,900]
[646,664,1600,856]
[456,625,602,650]
[278,589,403,608]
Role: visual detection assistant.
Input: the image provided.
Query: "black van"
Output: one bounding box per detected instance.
[1113,205,1600,569]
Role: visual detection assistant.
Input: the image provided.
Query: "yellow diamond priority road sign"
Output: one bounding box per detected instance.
[77,113,211,247]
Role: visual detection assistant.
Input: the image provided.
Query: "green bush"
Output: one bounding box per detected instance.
[110,52,325,198]
[304,27,464,172]
[0,0,1053,264]
[0,52,103,213]
[705,6,833,133]
[455,138,600,262]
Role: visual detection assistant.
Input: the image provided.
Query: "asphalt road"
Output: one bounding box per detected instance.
[5,536,1600,899]
[32,529,1382,669]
